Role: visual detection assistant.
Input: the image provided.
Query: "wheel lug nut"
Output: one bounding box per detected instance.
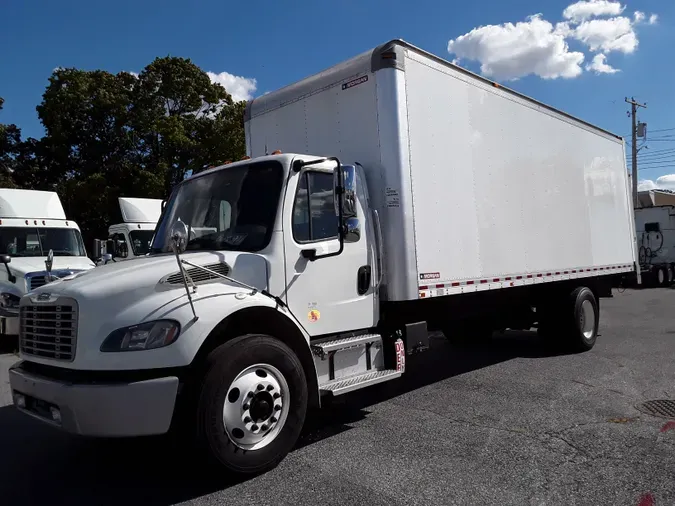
[266,384,274,391]
[244,416,251,423]
[251,424,259,431]
[243,403,250,410]
[261,424,268,431]
[274,405,281,411]
[273,393,280,399]
[257,384,264,391]
[270,417,277,423]
[247,392,254,398]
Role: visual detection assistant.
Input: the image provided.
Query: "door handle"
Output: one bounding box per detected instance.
[357,265,371,295]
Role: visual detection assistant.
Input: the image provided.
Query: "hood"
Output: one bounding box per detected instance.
[32,251,269,303]
[8,256,96,276]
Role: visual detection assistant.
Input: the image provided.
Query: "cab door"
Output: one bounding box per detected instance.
[281,162,377,337]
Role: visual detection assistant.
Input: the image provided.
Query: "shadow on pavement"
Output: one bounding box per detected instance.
[0,331,569,505]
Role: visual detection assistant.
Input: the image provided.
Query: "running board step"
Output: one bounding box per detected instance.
[311,333,382,358]
[320,369,402,396]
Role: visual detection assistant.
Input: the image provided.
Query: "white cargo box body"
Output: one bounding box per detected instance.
[245,40,637,302]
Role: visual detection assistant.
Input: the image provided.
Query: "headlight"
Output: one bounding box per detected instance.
[100,320,181,352]
[0,292,20,309]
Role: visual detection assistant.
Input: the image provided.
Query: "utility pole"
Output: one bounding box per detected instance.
[625,97,647,208]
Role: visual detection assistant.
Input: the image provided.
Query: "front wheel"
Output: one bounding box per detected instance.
[196,334,308,475]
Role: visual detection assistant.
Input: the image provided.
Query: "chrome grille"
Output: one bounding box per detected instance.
[19,298,78,362]
[165,262,230,285]
[26,270,82,292]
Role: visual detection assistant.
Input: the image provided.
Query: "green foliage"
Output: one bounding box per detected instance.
[1,55,248,251]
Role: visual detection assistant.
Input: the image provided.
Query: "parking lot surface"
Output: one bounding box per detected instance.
[1,288,674,506]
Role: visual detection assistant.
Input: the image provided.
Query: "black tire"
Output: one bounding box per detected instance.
[196,334,308,475]
[564,287,600,352]
[667,265,674,286]
[656,266,668,287]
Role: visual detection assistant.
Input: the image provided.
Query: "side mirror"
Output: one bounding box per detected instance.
[170,220,189,254]
[106,239,116,256]
[0,254,10,265]
[339,165,358,221]
[116,240,128,258]
[93,239,103,260]
[344,217,361,243]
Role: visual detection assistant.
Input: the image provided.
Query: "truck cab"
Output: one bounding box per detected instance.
[0,188,95,338]
[94,197,162,264]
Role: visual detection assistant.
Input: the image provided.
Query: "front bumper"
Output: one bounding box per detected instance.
[9,362,179,437]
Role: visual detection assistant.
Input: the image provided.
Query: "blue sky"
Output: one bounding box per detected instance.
[1,0,672,186]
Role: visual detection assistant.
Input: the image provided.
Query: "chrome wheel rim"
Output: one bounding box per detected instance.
[222,363,290,451]
[580,300,595,340]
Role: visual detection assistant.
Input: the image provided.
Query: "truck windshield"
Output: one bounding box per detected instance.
[0,227,87,257]
[150,161,284,254]
[128,230,154,256]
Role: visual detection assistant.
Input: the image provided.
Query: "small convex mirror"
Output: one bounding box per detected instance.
[170,220,189,254]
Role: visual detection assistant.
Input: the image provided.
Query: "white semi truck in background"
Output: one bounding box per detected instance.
[0,189,95,338]
[8,40,638,475]
[93,197,162,263]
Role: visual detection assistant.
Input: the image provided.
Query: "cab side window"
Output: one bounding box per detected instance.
[292,171,338,243]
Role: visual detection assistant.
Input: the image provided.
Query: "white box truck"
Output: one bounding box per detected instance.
[8,40,637,475]
[0,189,95,338]
[92,197,162,264]
[634,204,675,286]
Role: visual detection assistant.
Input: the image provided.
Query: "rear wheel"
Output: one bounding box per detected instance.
[196,334,308,475]
[656,266,667,287]
[538,286,599,352]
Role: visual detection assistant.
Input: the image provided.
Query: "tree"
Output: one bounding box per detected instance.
[0,97,21,188]
[30,57,248,249]
[132,56,244,190]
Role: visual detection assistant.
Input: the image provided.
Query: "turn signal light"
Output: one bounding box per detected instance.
[271,150,282,155]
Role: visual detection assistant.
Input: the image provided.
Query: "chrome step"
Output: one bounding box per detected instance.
[311,333,382,357]
[320,369,402,396]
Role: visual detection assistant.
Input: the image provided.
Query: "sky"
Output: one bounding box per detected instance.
[1,0,673,189]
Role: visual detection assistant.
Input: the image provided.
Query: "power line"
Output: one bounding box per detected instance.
[638,164,675,171]
[639,147,675,156]
[638,152,675,161]
[639,159,675,167]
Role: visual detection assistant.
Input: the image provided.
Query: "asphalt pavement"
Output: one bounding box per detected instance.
[1,288,674,506]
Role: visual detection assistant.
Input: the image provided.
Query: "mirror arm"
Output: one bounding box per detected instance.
[4,264,16,284]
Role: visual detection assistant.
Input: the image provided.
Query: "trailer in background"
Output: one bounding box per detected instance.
[635,204,675,287]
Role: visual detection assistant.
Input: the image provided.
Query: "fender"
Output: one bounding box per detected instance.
[189,300,321,409]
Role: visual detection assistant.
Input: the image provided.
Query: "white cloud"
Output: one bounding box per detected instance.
[586,53,620,73]
[563,0,625,22]
[572,16,638,53]
[447,2,657,80]
[656,175,675,191]
[638,179,656,191]
[206,71,257,102]
[447,14,585,80]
